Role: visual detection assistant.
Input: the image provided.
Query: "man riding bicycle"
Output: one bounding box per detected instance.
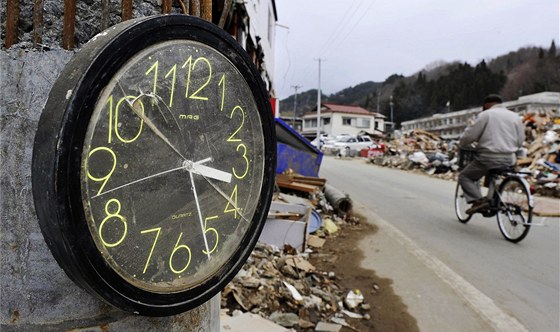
[458,94,525,215]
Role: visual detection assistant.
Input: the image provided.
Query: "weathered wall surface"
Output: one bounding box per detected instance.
[0,0,172,49]
[0,46,219,331]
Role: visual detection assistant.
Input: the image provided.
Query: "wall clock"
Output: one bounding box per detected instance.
[32,14,276,316]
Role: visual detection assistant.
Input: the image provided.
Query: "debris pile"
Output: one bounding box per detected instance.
[365,115,560,197]
[221,240,371,331]
[368,130,458,180]
[221,170,371,331]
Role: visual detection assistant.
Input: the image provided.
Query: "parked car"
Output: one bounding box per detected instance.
[325,135,374,154]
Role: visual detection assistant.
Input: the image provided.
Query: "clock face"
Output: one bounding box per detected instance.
[32,15,275,315]
[81,39,265,292]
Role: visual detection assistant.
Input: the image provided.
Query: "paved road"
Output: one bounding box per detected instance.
[319,156,559,332]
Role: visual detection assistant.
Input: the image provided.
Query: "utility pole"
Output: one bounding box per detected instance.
[291,85,302,129]
[376,90,380,114]
[315,58,324,144]
[389,95,394,131]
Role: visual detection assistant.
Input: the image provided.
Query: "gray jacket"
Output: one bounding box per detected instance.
[459,104,525,155]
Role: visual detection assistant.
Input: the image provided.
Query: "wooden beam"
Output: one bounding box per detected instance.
[190,0,200,17]
[5,0,19,48]
[276,179,319,194]
[201,0,212,21]
[32,0,43,47]
[218,0,232,29]
[121,0,133,21]
[162,0,173,14]
[101,0,109,30]
[63,0,76,50]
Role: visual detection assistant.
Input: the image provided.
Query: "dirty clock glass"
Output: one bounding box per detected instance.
[32,15,275,316]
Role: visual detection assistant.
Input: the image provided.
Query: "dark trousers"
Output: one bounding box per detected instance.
[459,153,515,203]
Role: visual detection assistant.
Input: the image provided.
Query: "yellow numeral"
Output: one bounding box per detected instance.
[146,60,159,95]
[182,56,212,100]
[114,96,144,143]
[165,64,177,107]
[227,106,245,142]
[140,227,161,274]
[218,74,226,111]
[202,216,219,255]
[99,199,127,247]
[106,95,114,143]
[86,146,117,196]
[233,144,249,179]
[224,185,240,219]
[169,232,192,274]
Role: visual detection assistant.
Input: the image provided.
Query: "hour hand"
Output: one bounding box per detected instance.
[183,160,232,183]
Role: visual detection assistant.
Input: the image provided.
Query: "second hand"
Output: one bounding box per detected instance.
[189,170,211,260]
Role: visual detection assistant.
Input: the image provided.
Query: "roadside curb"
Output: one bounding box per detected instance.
[533,196,560,217]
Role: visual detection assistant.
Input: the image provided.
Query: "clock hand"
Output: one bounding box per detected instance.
[117,83,186,160]
[188,170,212,260]
[198,174,251,224]
[94,158,229,198]
[183,160,232,183]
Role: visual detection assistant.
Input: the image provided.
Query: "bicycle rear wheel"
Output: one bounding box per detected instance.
[496,178,532,243]
[454,183,472,223]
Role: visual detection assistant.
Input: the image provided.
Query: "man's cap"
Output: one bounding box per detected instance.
[483,94,503,104]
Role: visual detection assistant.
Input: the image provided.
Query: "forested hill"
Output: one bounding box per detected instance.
[280,41,560,127]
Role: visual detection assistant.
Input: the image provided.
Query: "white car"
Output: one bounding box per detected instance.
[326,135,374,154]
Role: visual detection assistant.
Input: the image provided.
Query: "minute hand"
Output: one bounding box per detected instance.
[190,163,232,183]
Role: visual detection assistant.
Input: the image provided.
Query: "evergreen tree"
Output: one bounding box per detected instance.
[548,40,557,57]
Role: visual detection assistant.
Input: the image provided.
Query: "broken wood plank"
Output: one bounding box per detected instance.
[276,179,319,193]
[276,174,326,188]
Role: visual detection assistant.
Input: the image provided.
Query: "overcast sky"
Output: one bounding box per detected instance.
[273,0,559,99]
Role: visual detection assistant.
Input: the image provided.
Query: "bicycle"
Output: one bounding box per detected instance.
[454,149,534,243]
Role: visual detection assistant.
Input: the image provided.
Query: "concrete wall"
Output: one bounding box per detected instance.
[0,47,219,331]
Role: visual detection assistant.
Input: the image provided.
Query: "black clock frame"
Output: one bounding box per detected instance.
[32,14,276,316]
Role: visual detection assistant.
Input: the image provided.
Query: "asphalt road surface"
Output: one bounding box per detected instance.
[319,156,559,332]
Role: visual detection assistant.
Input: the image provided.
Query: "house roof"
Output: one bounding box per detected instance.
[323,103,370,114]
[303,103,386,118]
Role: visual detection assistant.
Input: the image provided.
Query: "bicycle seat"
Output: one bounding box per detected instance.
[487,166,514,176]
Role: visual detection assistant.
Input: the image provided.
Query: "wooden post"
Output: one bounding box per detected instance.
[32,0,43,47]
[162,0,173,14]
[201,0,212,21]
[63,0,76,50]
[190,0,200,17]
[5,0,19,48]
[122,0,133,21]
[218,0,232,29]
[101,0,110,30]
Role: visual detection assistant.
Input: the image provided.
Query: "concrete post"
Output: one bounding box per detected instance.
[0,48,219,331]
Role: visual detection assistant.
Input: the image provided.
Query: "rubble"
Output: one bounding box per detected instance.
[363,113,560,197]
[221,173,372,331]
[220,240,372,331]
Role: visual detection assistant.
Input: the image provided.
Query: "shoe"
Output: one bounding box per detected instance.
[466,199,489,215]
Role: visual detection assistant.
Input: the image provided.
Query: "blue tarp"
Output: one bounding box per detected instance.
[275,118,323,177]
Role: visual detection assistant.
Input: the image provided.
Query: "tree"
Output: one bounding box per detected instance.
[548,40,557,57]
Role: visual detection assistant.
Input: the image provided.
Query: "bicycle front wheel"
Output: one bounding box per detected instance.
[454,183,472,223]
[496,178,532,243]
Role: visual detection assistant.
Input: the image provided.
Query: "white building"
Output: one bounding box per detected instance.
[401,92,560,139]
[301,103,386,138]
[229,0,277,95]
